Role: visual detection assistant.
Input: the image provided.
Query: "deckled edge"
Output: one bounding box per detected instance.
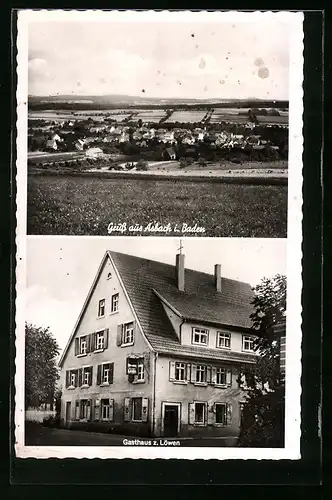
[14,9,304,460]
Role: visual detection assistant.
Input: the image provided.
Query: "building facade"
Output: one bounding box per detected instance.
[59,251,257,439]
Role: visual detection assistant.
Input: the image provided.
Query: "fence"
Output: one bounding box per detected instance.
[25,408,56,423]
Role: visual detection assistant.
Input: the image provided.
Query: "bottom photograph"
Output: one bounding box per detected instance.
[18,236,293,457]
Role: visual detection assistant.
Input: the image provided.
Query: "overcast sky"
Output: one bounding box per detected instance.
[28,17,291,99]
[26,237,287,353]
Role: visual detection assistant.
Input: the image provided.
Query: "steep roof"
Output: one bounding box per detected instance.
[109,251,255,357]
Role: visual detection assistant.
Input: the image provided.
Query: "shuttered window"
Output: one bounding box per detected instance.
[96,362,114,385]
[132,398,142,421]
[117,322,136,346]
[189,402,207,425]
[101,398,114,421]
[214,403,232,425]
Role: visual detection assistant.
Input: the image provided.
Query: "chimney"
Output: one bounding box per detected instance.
[214,264,222,292]
[176,253,185,291]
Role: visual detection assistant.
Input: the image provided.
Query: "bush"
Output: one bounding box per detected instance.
[43,415,60,428]
[136,160,148,171]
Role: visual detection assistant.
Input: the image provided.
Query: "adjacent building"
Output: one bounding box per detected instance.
[58,250,258,439]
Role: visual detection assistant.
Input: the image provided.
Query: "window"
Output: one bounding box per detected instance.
[98,299,105,317]
[123,322,134,345]
[216,368,226,385]
[97,362,113,385]
[196,365,207,383]
[137,361,145,381]
[70,371,76,387]
[101,399,111,420]
[217,332,231,349]
[175,362,186,381]
[110,293,119,313]
[132,397,143,421]
[192,327,208,345]
[102,364,110,384]
[96,331,104,350]
[83,367,90,385]
[79,336,87,355]
[215,403,227,424]
[194,402,206,424]
[79,399,91,420]
[243,335,254,352]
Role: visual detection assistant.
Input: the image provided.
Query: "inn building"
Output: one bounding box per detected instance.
[58,250,258,439]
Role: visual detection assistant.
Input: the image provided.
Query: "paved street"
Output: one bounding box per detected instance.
[25,422,237,447]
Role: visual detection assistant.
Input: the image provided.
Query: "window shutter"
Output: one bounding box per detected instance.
[65,371,70,388]
[78,368,83,387]
[226,369,232,387]
[186,363,191,382]
[74,369,79,387]
[97,365,102,385]
[109,362,114,384]
[207,403,215,425]
[116,324,123,346]
[91,332,96,352]
[169,361,176,381]
[86,334,91,353]
[75,400,80,420]
[104,328,109,349]
[191,364,197,383]
[142,398,149,422]
[109,399,114,421]
[227,403,232,425]
[211,367,217,385]
[87,399,92,421]
[94,399,100,421]
[124,397,130,421]
[206,366,212,383]
[74,338,79,356]
[89,366,93,386]
[188,403,196,425]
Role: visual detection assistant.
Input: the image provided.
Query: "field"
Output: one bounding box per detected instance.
[165,110,207,123]
[27,175,287,237]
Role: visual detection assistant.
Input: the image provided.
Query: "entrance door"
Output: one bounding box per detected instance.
[65,401,71,425]
[163,405,179,437]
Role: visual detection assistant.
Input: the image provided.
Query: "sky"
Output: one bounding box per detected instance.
[26,237,287,353]
[27,17,291,100]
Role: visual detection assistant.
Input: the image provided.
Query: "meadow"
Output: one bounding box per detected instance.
[27,175,287,237]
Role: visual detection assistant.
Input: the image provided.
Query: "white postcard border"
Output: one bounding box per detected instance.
[15,9,304,460]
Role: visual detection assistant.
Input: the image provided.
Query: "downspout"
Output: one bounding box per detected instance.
[152,351,158,437]
[179,318,185,343]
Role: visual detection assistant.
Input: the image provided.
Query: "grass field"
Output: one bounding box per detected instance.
[27,175,287,237]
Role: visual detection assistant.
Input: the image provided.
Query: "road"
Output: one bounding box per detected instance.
[25,423,237,447]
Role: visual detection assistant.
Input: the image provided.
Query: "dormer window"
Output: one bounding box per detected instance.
[192,327,209,346]
[98,299,105,318]
[217,332,231,349]
[242,335,255,352]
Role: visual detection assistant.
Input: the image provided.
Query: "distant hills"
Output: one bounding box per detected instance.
[28,94,289,110]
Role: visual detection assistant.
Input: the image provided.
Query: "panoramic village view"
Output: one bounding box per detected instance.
[26,16,290,238]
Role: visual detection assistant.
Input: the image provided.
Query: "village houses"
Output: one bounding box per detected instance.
[58,250,258,440]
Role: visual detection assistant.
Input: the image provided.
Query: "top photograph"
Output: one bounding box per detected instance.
[17,10,303,238]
